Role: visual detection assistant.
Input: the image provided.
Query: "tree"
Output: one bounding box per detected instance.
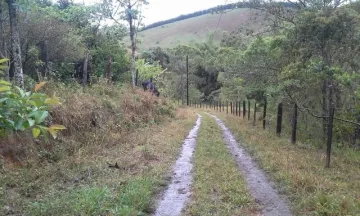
[102,0,149,87]
[0,1,9,80]
[6,0,23,87]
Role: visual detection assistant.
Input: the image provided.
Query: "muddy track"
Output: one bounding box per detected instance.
[208,113,292,216]
[154,114,202,216]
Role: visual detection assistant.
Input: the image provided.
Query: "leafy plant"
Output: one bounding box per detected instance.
[0,66,66,139]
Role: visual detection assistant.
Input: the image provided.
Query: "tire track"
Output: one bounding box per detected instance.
[154,114,202,216]
[208,113,292,216]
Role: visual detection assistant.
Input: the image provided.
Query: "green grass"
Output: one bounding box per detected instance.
[134,8,268,50]
[27,177,154,216]
[208,110,360,216]
[184,114,257,216]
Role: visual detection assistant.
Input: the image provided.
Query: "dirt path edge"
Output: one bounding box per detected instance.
[154,114,202,216]
[208,113,292,216]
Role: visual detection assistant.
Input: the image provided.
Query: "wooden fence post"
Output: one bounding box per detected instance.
[276,103,283,136]
[263,99,267,129]
[291,103,298,144]
[235,101,237,116]
[248,101,250,120]
[186,55,189,106]
[243,101,246,119]
[325,104,335,168]
[253,102,257,126]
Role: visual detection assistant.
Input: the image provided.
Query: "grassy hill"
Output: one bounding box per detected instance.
[136,8,267,50]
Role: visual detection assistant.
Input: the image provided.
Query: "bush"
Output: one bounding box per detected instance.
[0,79,65,139]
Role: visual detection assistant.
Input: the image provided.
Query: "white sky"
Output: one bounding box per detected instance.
[77,0,235,25]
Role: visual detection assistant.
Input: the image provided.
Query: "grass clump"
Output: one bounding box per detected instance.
[185,114,257,216]
[209,110,360,216]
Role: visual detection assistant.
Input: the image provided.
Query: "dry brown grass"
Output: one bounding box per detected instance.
[0,81,197,215]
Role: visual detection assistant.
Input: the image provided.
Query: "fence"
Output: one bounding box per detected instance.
[179,99,360,168]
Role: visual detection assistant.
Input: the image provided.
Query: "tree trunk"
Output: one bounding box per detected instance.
[0,2,9,80]
[38,41,49,79]
[128,5,136,87]
[7,0,23,87]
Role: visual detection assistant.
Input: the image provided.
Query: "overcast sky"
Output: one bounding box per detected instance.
[77,0,234,25]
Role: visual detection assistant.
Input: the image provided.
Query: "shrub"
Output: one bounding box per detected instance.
[0,79,65,139]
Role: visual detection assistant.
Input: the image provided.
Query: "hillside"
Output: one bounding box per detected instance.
[136,8,268,50]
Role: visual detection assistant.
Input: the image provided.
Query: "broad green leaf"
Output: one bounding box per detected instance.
[32,128,41,138]
[0,97,8,103]
[0,80,11,85]
[0,58,9,64]
[15,119,25,131]
[45,98,61,105]
[28,119,35,127]
[34,82,46,92]
[6,119,14,127]
[0,86,10,92]
[28,99,45,107]
[35,111,48,124]
[28,111,38,118]
[28,100,37,107]
[15,86,25,97]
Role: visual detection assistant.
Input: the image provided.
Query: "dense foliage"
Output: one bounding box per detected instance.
[1,0,130,84]
[161,0,360,149]
[0,58,65,139]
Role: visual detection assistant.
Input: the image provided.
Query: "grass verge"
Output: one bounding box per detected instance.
[0,79,197,215]
[184,114,257,216]
[207,109,360,216]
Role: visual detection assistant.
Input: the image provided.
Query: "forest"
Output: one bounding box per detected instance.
[0,0,359,215]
